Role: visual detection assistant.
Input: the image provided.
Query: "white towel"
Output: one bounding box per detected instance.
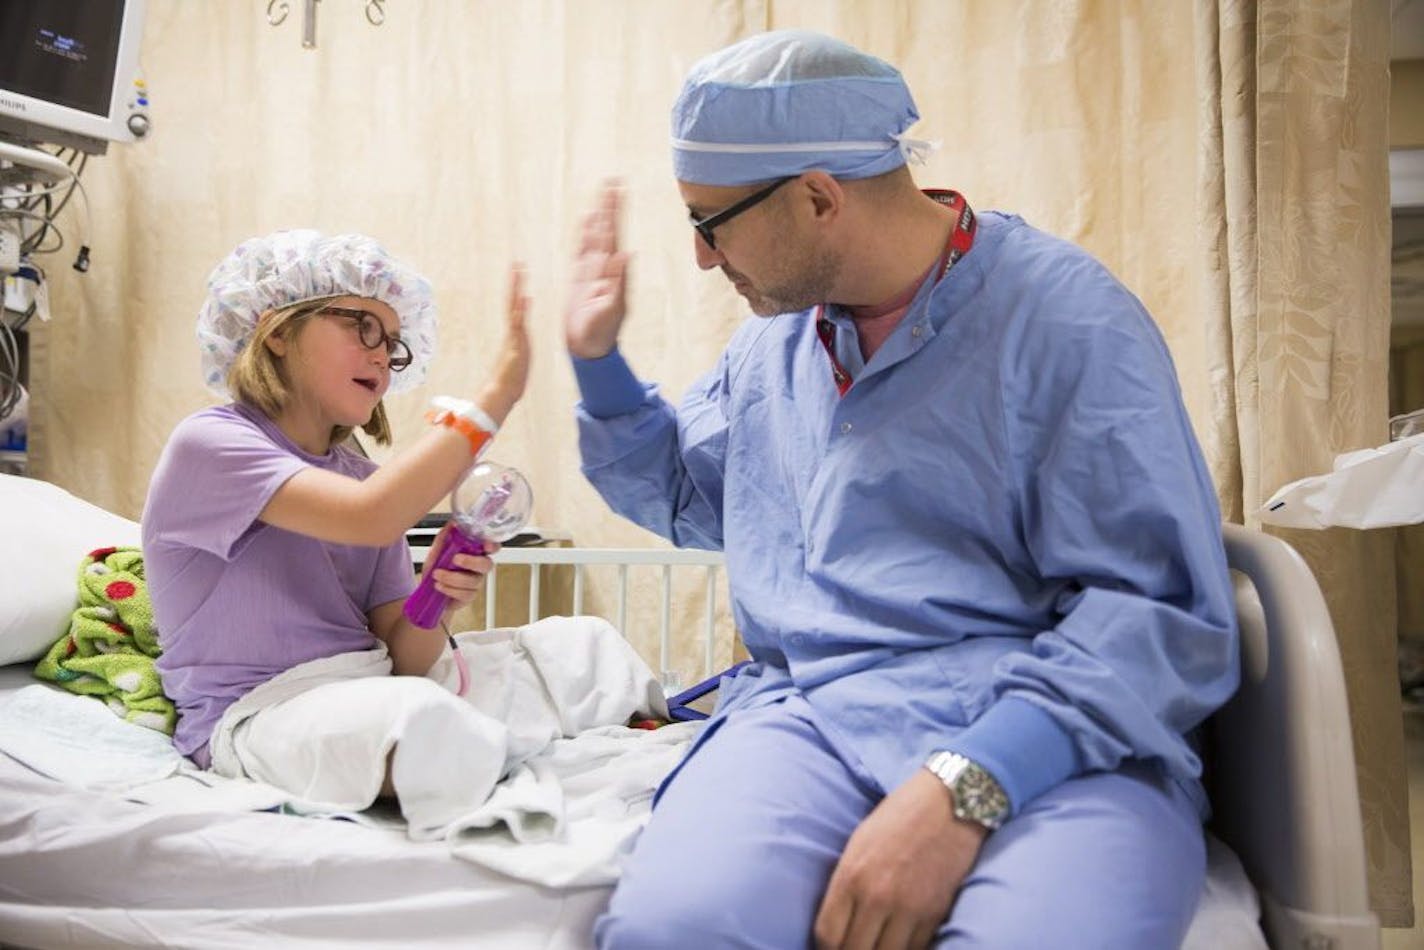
[0,684,308,814]
[0,685,185,790]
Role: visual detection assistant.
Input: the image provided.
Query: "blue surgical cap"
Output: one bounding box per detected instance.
[671,30,929,186]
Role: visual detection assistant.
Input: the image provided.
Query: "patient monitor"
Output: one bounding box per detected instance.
[0,2,150,286]
[0,0,151,155]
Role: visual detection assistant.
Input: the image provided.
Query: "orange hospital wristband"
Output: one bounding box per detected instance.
[426,397,496,459]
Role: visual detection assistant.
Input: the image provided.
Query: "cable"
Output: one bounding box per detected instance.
[63,168,92,272]
[28,193,55,254]
[10,153,83,234]
[23,148,85,216]
[1,182,64,255]
[3,178,71,205]
[1,260,44,334]
[0,208,65,255]
[0,141,98,440]
[43,151,88,221]
[0,142,92,271]
[0,188,48,252]
[0,318,22,424]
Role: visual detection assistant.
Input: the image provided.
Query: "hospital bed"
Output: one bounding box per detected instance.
[0,503,1378,947]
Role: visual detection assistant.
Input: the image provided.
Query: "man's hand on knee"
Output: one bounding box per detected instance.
[814,769,987,950]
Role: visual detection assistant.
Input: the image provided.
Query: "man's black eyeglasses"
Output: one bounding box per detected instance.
[688,176,795,251]
[319,306,413,372]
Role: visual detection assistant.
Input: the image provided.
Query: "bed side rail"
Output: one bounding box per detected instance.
[489,547,728,692]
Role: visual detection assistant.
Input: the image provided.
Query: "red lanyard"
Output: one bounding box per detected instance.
[815,189,976,396]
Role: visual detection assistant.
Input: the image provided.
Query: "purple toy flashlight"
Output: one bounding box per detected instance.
[403,461,534,629]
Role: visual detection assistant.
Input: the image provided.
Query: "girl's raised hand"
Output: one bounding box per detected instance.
[480,264,531,427]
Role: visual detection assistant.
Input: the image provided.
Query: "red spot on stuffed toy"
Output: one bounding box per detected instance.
[105,580,137,600]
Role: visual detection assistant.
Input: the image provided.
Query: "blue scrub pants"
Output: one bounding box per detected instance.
[595,694,1205,949]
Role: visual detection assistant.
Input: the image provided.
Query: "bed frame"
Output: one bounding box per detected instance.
[1209,524,1381,948]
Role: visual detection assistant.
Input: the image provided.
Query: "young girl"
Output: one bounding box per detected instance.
[143,229,530,821]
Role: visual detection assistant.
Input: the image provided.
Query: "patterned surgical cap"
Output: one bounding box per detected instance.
[196,229,437,396]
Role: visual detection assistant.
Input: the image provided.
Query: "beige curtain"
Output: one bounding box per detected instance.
[1196,0,1407,923]
[21,0,1403,919]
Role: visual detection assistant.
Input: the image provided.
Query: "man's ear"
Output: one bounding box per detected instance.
[800,170,843,224]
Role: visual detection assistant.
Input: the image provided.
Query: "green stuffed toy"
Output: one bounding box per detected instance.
[34,546,175,734]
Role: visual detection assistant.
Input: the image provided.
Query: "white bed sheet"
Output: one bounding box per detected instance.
[0,665,1267,950]
[0,666,613,949]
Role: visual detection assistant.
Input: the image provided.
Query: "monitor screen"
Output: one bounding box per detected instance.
[0,0,145,152]
[0,2,126,119]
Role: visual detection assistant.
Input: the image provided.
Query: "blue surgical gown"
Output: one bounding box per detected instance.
[573,210,1238,816]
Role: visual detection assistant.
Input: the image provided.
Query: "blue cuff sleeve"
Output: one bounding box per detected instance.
[571,347,646,418]
[946,696,1081,815]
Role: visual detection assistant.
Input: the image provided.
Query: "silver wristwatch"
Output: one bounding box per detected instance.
[924,751,1010,831]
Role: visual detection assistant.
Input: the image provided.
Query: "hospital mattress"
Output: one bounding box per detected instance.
[0,666,613,949]
[0,665,1268,949]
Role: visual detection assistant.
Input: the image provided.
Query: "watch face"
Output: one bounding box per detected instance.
[956,765,1009,827]
[925,752,1008,830]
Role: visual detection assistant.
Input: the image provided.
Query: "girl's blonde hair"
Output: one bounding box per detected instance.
[226,297,393,447]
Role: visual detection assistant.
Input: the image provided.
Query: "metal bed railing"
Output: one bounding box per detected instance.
[488,547,728,692]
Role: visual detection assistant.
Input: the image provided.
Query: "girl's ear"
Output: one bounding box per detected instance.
[263,315,288,357]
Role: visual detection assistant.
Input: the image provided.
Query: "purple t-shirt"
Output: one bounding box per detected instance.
[143,403,416,763]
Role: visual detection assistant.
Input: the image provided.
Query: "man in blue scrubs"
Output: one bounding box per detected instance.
[567,30,1238,950]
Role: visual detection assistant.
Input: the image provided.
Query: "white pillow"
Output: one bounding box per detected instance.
[0,474,142,667]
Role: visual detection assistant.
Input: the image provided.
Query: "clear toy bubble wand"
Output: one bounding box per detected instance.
[403,461,533,695]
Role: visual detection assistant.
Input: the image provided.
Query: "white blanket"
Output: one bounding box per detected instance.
[449,723,696,887]
[0,616,698,888]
